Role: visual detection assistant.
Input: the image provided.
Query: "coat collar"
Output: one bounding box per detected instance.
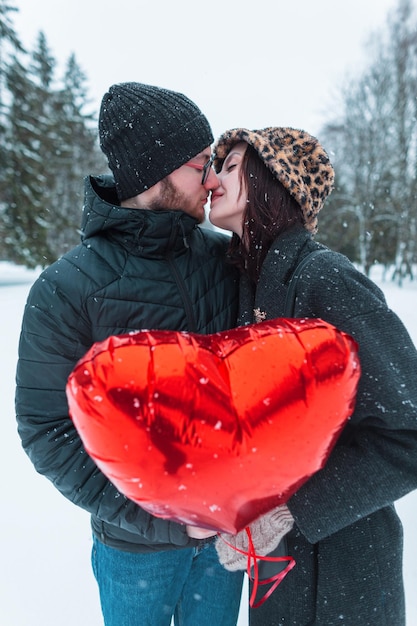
[238,226,314,325]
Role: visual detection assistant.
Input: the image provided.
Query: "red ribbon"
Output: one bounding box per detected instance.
[219,527,296,608]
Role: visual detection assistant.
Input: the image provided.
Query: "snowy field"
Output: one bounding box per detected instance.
[1,261,416,626]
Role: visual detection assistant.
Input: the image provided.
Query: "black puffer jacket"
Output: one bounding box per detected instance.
[15,175,238,552]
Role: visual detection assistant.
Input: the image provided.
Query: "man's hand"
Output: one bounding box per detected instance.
[186,525,218,539]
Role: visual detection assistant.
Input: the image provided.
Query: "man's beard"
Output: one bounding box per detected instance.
[148,178,205,223]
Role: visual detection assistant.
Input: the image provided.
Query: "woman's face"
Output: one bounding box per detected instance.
[209,142,248,237]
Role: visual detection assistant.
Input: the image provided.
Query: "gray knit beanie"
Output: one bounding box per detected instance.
[99,82,214,200]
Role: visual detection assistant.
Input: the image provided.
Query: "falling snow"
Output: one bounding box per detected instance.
[1,263,416,625]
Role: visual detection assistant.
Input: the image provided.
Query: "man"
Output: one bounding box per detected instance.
[15,82,242,626]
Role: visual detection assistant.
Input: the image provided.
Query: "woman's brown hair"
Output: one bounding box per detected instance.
[227,145,304,285]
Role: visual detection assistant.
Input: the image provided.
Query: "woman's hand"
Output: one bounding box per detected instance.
[215,504,294,570]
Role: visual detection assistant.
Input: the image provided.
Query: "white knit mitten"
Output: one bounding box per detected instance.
[215,505,294,571]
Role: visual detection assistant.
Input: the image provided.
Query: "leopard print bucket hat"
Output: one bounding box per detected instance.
[213,127,334,233]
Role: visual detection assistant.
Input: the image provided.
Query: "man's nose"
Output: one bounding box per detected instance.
[204,167,220,190]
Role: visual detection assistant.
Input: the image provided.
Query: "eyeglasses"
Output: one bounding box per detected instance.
[185,155,215,185]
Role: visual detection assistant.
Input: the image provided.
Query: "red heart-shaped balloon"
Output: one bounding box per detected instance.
[67,318,360,533]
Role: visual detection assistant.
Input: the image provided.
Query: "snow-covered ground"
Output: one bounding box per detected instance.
[1,261,416,626]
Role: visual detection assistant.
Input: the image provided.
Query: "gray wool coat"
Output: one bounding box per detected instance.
[240,226,417,626]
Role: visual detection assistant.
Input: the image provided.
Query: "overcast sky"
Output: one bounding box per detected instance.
[12,0,406,138]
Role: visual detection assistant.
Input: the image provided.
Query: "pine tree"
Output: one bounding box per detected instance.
[0,0,24,260]
[45,52,106,259]
[0,0,23,128]
[2,54,50,267]
[2,27,106,267]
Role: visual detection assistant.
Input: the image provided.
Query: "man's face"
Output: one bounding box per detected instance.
[148,148,219,223]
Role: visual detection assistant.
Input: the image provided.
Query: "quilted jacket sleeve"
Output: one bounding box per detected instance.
[15,264,193,548]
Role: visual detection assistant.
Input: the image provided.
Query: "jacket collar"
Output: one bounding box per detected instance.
[81,175,198,257]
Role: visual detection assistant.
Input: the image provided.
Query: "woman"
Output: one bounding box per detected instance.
[210,127,417,625]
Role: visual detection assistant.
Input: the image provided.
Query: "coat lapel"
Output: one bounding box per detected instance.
[240,227,313,323]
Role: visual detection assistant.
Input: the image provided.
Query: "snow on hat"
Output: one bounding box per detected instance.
[99,82,214,200]
[214,127,334,233]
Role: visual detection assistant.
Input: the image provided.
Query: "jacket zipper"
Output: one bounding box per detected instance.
[166,215,197,332]
[167,254,197,332]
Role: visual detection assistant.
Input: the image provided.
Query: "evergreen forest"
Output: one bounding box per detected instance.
[0,0,416,283]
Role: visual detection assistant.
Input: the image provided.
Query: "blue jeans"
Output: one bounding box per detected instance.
[92,536,244,626]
